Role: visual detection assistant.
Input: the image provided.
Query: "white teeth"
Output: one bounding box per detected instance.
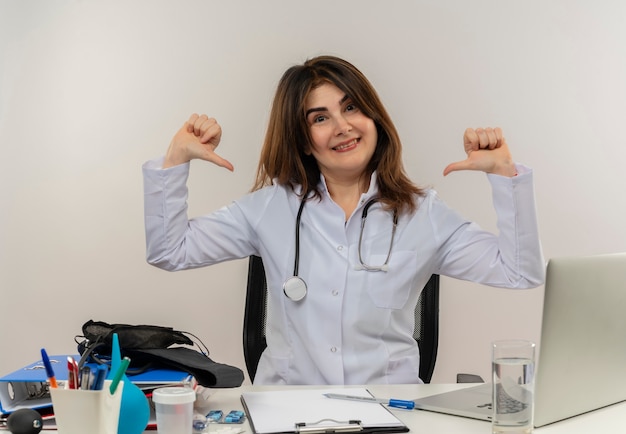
[334,139,358,150]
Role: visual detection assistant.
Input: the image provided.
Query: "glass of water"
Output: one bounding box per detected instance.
[492,340,536,434]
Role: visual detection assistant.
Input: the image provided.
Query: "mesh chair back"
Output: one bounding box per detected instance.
[413,274,440,383]
[243,255,268,382]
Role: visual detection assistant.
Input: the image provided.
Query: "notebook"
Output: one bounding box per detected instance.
[413,252,626,428]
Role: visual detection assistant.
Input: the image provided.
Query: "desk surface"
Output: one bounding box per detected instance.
[1,384,623,433]
[195,384,626,434]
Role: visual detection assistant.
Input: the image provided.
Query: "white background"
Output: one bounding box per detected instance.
[1,0,625,383]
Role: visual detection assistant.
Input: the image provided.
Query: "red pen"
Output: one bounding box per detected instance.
[67,357,79,389]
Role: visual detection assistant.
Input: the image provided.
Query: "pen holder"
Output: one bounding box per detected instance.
[50,380,124,434]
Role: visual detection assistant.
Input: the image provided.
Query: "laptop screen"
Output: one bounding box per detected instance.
[533,253,626,426]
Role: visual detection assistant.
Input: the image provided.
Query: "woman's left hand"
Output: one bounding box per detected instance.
[443,127,517,177]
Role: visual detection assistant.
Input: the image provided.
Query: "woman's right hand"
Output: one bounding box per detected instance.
[163,113,234,171]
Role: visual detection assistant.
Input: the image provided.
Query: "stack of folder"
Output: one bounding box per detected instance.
[0,355,193,429]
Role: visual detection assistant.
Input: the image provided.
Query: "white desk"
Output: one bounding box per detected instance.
[1,384,623,432]
[195,384,626,434]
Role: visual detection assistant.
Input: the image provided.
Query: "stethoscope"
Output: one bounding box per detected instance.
[282,197,398,301]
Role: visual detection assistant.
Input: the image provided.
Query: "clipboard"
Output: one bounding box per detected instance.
[240,388,409,434]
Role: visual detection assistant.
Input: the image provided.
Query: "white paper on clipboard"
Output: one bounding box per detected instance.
[240,388,408,434]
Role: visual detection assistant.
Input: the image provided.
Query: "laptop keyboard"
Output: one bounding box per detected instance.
[491,384,529,414]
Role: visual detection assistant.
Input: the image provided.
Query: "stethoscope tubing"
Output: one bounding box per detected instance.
[281,197,309,302]
[283,196,397,301]
[292,196,307,277]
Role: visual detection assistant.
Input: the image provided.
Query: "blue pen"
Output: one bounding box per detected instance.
[92,364,109,390]
[324,393,415,410]
[40,348,58,389]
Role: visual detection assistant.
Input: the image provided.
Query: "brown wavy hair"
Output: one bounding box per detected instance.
[253,55,424,215]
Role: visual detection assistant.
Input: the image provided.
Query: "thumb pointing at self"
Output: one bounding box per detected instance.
[443,159,470,176]
[443,139,515,177]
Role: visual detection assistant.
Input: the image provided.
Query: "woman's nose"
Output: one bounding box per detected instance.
[335,115,352,135]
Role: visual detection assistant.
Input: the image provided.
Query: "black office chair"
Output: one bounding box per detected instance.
[243,255,270,383]
[243,255,440,383]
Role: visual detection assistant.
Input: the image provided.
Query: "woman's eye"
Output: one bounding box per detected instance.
[313,115,326,123]
[346,103,358,112]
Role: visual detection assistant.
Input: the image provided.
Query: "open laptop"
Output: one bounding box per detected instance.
[413,252,626,428]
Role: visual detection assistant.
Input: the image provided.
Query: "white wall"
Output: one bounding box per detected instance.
[1,0,625,384]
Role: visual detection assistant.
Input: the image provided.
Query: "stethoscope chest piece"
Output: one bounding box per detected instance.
[283,276,307,301]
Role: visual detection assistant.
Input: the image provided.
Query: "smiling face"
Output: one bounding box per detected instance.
[304,83,378,183]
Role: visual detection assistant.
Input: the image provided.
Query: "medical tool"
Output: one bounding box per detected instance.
[282,197,397,301]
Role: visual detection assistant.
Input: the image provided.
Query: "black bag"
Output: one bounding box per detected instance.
[76,320,244,388]
[80,320,195,351]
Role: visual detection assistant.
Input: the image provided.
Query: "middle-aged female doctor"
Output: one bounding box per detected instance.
[142,55,545,385]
